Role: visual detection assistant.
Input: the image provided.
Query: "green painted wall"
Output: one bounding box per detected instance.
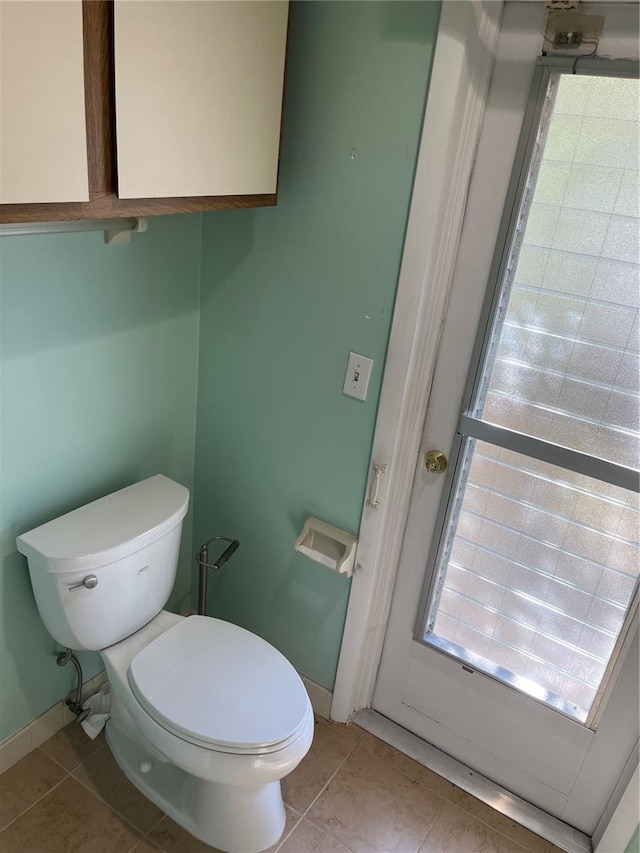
[0,215,201,741]
[626,825,640,853]
[0,0,440,743]
[194,1,440,689]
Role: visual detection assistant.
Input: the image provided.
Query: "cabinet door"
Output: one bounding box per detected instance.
[114,1,288,200]
[0,0,89,204]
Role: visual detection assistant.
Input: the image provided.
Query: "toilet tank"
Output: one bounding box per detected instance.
[16,475,190,651]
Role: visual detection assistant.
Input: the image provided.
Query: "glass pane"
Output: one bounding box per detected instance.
[424,73,640,723]
[426,440,640,723]
[475,74,640,470]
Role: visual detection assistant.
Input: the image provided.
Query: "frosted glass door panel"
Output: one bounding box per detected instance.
[475,76,639,469]
[114,1,288,199]
[428,441,639,722]
[424,74,640,725]
[0,0,89,204]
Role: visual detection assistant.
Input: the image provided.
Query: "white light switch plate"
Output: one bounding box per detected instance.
[343,352,373,401]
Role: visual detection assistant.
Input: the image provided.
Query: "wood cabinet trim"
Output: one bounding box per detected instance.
[83,0,116,196]
[0,193,276,224]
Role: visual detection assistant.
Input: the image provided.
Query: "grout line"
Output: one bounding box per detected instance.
[142,814,172,853]
[290,724,365,849]
[414,796,447,853]
[40,739,107,777]
[0,774,69,836]
[301,724,543,853]
[356,710,586,853]
[271,808,303,853]
[144,812,168,839]
[69,766,157,842]
[450,799,548,853]
[301,725,365,819]
[287,819,352,853]
[54,737,161,845]
[36,745,75,775]
[443,790,551,853]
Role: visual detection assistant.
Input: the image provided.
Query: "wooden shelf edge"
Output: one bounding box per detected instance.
[0,193,277,224]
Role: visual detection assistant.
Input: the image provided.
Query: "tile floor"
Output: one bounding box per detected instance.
[0,717,564,853]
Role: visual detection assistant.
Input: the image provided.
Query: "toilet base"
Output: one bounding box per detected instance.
[106,722,286,853]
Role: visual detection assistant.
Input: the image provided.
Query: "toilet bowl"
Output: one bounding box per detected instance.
[16,476,314,853]
[104,610,314,852]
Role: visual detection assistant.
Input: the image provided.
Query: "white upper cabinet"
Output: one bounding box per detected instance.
[114,1,289,199]
[0,0,89,204]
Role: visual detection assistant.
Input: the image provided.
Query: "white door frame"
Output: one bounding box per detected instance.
[331,0,640,728]
[332,0,640,842]
[593,748,639,853]
[331,0,505,724]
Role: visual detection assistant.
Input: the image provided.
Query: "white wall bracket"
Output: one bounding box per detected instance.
[104,217,147,245]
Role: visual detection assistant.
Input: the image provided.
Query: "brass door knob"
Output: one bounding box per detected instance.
[424,450,447,473]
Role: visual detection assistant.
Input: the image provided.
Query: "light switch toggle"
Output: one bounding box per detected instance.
[343,352,373,401]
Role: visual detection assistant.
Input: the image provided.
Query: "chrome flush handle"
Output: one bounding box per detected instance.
[68,575,98,591]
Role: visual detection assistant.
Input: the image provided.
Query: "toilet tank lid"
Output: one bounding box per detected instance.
[16,475,189,573]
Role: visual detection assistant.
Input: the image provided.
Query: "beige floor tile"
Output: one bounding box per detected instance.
[307,739,445,853]
[281,717,363,813]
[0,716,562,853]
[147,816,221,853]
[448,789,551,853]
[280,818,351,853]
[148,806,298,853]
[0,748,67,831]
[0,776,141,852]
[358,732,454,798]
[40,720,105,772]
[420,801,529,853]
[73,743,164,833]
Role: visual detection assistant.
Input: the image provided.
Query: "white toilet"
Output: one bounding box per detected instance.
[16,475,314,853]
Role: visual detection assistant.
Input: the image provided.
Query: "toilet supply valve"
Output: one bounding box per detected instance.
[56,648,90,723]
[196,536,240,616]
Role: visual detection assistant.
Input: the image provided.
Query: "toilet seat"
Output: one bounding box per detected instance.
[129,616,311,755]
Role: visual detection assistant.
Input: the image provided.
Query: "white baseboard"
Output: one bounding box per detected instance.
[0,670,108,775]
[302,677,333,720]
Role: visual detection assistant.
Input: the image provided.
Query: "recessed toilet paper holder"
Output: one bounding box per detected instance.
[295,517,357,577]
[196,536,240,616]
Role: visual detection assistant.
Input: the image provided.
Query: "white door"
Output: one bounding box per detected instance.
[373,4,639,836]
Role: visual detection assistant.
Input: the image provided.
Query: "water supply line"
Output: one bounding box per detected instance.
[196,536,240,616]
[56,649,90,723]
